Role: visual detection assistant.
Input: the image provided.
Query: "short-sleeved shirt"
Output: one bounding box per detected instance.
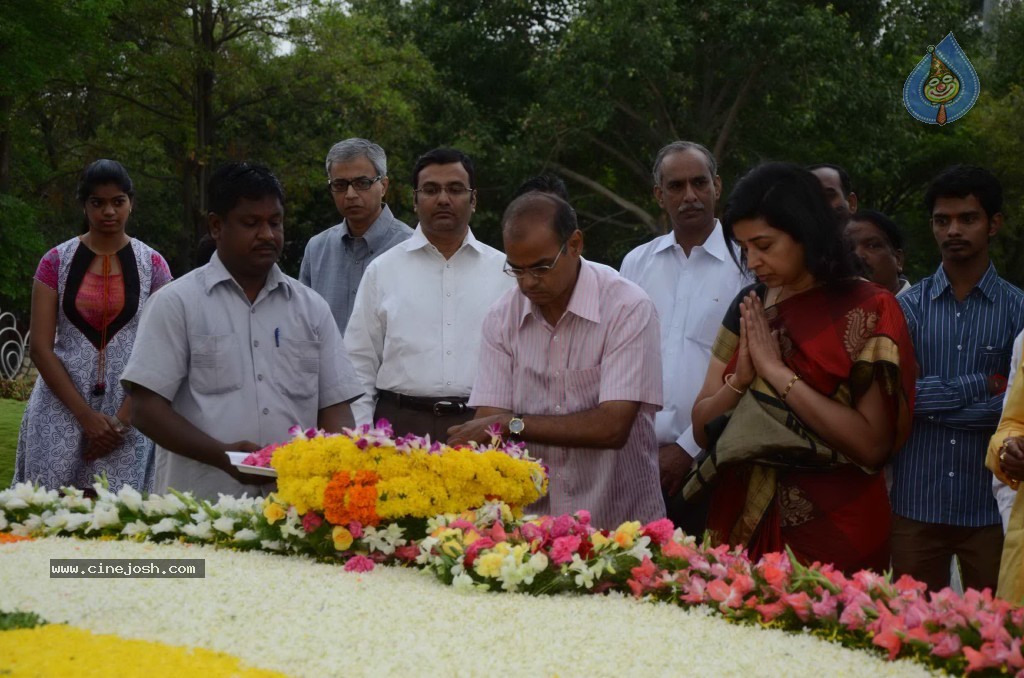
[470,259,666,529]
[299,205,413,335]
[121,252,363,500]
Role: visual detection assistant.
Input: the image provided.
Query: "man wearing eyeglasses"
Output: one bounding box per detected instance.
[619,141,748,538]
[299,138,413,335]
[344,148,514,440]
[447,192,666,530]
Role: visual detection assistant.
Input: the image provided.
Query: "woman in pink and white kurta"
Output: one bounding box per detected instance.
[14,160,171,493]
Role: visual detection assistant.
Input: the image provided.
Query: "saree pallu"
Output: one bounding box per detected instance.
[694,280,916,575]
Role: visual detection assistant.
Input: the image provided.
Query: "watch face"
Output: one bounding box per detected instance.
[509,418,525,435]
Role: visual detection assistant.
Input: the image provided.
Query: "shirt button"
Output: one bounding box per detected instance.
[957,345,962,350]
[956,313,961,317]
[555,371,561,377]
[446,350,452,355]
[253,340,260,348]
[553,336,559,342]
[262,408,269,415]
[446,380,452,385]
[555,405,561,412]
[250,308,256,314]
[928,416,935,420]
[950,439,956,445]
[948,471,955,477]
[446,322,452,326]
[446,264,451,269]
[257,374,264,381]
[446,292,451,297]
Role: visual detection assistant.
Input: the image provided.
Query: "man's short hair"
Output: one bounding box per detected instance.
[513,174,569,201]
[808,163,853,196]
[208,162,285,216]
[325,138,387,177]
[850,209,905,251]
[412,148,475,189]
[924,164,1003,219]
[652,141,717,184]
[503,192,578,243]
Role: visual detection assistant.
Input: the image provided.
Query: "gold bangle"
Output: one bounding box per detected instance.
[724,373,746,395]
[780,373,801,402]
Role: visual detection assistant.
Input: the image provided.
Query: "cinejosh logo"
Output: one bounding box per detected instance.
[903,33,979,126]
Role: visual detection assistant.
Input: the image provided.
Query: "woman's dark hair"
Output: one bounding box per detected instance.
[76,159,135,204]
[722,162,859,285]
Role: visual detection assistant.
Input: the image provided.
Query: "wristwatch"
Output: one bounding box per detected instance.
[508,415,525,440]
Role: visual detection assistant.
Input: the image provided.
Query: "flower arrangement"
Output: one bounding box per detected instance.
[269,421,547,521]
[3,477,1022,675]
[1,538,931,678]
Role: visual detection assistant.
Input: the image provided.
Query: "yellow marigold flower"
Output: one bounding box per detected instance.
[592,532,610,549]
[332,526,354,551]
[263,502,286,525]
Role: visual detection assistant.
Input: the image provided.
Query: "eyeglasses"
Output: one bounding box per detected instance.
[413,183,473,199]
[503,244,567,279]
[328,175,383,193]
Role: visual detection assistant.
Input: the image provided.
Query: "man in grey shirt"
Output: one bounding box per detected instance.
[122,162,363,500]
[300,138,413,335]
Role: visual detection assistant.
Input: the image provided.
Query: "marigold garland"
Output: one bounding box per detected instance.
[271,423,546,520]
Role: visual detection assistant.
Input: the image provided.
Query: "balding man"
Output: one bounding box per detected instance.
[809,163,858,223]
[448,192,666,529]
[620,141,748,536]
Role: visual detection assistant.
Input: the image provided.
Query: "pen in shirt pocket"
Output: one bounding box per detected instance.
[274,328,280,347]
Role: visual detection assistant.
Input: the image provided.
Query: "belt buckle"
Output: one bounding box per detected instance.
[433,400,453,416]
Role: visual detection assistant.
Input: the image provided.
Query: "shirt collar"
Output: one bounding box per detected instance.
[930,261,999,302]
[517,258,601,327]
[341,204,397,251]
[203,251,291,300]
[652,220,730,262]
[406,224,486,254]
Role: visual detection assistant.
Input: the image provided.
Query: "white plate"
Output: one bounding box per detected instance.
[225,451,277,478]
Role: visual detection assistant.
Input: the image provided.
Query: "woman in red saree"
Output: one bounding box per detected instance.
[689,163,916,574]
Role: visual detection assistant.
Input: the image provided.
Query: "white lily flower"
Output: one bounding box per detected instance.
[116,486,145,513]
[234,529,258,542]
[121,520,150,537]
[150,518,180,535]
[181,521,213,540]
[212,516,236,535]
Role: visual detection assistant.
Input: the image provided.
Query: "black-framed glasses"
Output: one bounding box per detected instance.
[328,175,383,193]
[503,243,567,279]
[413,182,473,199]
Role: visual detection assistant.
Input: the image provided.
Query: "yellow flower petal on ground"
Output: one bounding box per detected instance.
[0,625,285,677]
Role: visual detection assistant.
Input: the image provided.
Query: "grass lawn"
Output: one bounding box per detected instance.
[0,399,26,487]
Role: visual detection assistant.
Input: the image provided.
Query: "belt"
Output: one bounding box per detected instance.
[377,390,473,417]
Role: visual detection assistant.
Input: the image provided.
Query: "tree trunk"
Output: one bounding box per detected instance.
[0,96,12,193]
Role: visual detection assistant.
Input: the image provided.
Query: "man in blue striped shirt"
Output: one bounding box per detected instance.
[892,165,1024,592]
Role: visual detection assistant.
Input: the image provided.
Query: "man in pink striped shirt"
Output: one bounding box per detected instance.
[447,192,666,529]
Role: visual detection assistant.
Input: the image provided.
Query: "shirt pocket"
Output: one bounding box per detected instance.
[685,301,729,348]
[979,347,1011,376]
[565,365,602,411]
[189,333,243,395]
[273,338,321,399]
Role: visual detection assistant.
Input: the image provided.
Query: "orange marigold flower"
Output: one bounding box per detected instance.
[323,471,380,527]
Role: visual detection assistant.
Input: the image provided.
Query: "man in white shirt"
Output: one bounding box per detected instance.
[344,148,514,441]
[620,141,748,536]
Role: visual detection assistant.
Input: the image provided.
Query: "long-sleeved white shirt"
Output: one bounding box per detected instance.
[344,226,514,425]
[620,221,750,456]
